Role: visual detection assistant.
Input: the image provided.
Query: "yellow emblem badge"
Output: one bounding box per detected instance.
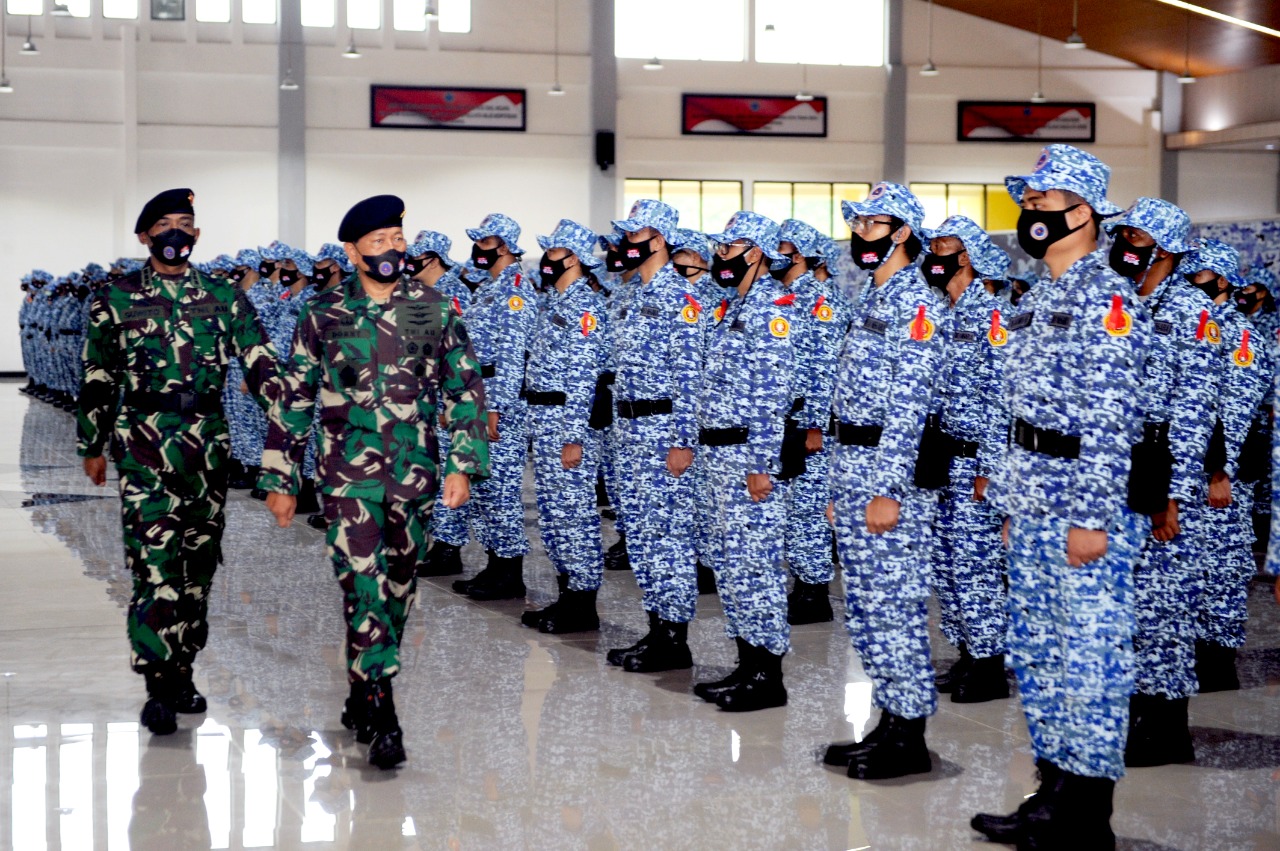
[508,295,525,312]
[1205,320,1221,345]
[581,311,597,336]
[1103,295,1131,337]
[681,304,700,324]
[987,308,1008,347]
[1232,329,1255,368]
[769,316,790,338]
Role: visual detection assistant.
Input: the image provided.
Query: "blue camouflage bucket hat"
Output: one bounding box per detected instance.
[1006,144,1123,216]
[921,215,1006,279]
[1179,238,1245,287]
[289,248,314,276]
[778,219,826,258]
[234,248,262,269]
[466,213,526,255]
[1247,266,1280,301]
[611,199,680,243]
[706,211,787,264]
[1104,197,1195,254]
[842,182,926,235]
[408,230,456,267]
[260,240,292,262]
[537,219,603,269]
[315,242,354,273]
[669,228,713,263]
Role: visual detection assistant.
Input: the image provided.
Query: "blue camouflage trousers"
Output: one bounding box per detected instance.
[785,447,835,585]
[531,409,604,591]
[1133,490,1205,698]
[1006,508,1147,780]
[602,423,628,539]
[1197,484,1256,647]
[932,456,1007,658]
[701,444,790,657]
[615,413,697,623]
[832,445,938,720]
[224,359,266,467]
[469,402,531,559]
[431,425,475,548]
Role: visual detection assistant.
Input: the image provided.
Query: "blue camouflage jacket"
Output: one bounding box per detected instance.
[1212,304,1271,478]
[467,263,539,415]
[524,277,608,445]
[778,270,852,432]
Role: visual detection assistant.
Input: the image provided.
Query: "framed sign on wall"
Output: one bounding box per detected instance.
[957,101,1096,143]
[682,94,827,138]
[371,86,527,132]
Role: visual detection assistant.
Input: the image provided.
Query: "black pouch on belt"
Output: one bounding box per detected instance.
[1128,422,1173,515]
[912,414,954,490]
[1203,418,1227,475]
[1236,417,1269,484]
[588,371,615,430]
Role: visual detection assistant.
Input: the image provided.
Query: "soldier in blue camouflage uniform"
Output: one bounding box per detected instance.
[25,271,55,402]
[450,214,538,601]
[1181,241,1272,697]
[773,218,850,626]
[1094,199,1221,768]
[18,272,40,397]
[603,200,705,673]
[1266,354,1280,594]
[223,247,268,489]
[48,275,84,411]
[819,183,947,780]
[599,231,635,572]
[971,146,1152,850]
[917,215,1012,704]
[689,212,797,712]
[1242,266,1279,557]
[518,220,610,633]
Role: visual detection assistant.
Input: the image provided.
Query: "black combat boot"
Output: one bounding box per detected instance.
[296,480,321,515]
[694,637,752,703]
[935,643,973,694]
[366,678,407,770]
[340,680,374,743]
[1125,693,1194,767]
[622,619,693,673]
[787,579,834,625]
[453,549,498,593]
[226,459,252,489]
[464,555,527,601]
[1016,771,1115,851]
[1195,638,1240,692]
[19,380,32,395]
[539,588,601,634]
[522,574,570,628]
[306,513,328,531]
[607,611,658,666]
[951,654,1010,703]
[846,713,931,780]
[172,663,208,714]
[824,710,893,767]
[604,535,630,571]
[716,643,787,712]
[696,562,717,595]
[971,759,1061,842]
[140,667,179,736]
[417,540,464,578]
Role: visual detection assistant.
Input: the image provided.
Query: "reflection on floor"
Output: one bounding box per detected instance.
[1,381,1278,850]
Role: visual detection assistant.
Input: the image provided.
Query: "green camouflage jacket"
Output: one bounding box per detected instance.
[259,273,490,502]
[76,264,280,474]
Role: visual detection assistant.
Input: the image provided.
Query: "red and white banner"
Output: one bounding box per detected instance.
[682,94,827,138]
[371,86,526,132]
[957,101,1095,143]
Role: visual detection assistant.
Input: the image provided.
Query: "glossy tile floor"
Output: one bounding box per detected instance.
[1,381,1279,851]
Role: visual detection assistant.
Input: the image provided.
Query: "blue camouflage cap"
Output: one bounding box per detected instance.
[537,219,603,269]
[921,215,1005,279]
[611,199,680,244]
[1104,197,1195,254]
[289,248,314,276]
[669,228,713,263]
[815,234,839,267]
[407,230,456,267]
[118,258,145,274]
[31,269,53,283]
[234,248,261,268]
[260,241,291,262]
[1006,144,1123,217]
[205,254,233,273]
[315,242,354,272]
[842,182,926,235]
[706,211,787,264]
[598,231,621,250]
[1246,266,1280,301]
[778,219,825,258]
[1178,238,1243,284]
[465,213,526,256]
[984,241,1012,281]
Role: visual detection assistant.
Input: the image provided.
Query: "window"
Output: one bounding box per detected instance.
[241,0,275,23]
[393,0,424,30]
[437,0,469,33]
[103,0,138,18]
[5,0,42,14]
[755,0,884,66]
[346,0,379,29]
[302,0,335,27]
[623,179,744,233]
[60,0,90,16]
[195,0,230,22]
[615,0,745,62]
[752,181,872,238]
[910,183,1023,231]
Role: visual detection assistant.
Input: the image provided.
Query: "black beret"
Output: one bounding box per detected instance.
[135,188,195,234]
[338,194,406,243]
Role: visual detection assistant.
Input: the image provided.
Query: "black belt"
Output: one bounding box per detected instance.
[1143,421,1170,444]
[124,390,222,416]
[58,329,79,336]
[699,427,749,446]
[480,363,497,379]
[617,398,673,419]
[832,419,883,447]
[948,433,980,458]
[1012,418,1080,460]
[600,371,616,387]
[524,390,566,406]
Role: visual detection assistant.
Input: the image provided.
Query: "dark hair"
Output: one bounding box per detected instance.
[889,217,923,262]
[1060,190,1104,240]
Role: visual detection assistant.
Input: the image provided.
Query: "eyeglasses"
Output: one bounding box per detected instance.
[713,239,753,257]
[850,217,896,235]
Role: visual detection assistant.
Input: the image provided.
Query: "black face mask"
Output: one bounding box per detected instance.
[619,235,656,272]
[605,247,626,274]
[1016,205,1085,260]
[674,262,708,280]
[279,268,300,286]
[1107,233,1156,280]
[538,252,574,289]
[309,267,331,286]
[147,228,196,265]
[1188,275,1221,301]
[850,233,895,270]
[920,251,963,290]
[1236,288,1265,314]
[258,261,277,277]
[710,248,759,289]
[471,243,501,269]
[229,269,247,284]
[361,249,404,284]
[75,285,91,299]
[771,257,797,280]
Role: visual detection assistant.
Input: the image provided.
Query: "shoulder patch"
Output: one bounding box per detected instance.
[769,316,790,338]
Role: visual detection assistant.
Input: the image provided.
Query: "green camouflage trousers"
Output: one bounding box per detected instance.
[324,496,431,683]
[121,464,227,673]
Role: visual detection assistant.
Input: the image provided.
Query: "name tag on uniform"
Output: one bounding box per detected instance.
[1153,320,1173,336]
[1048,312,1073,329]
[640,306,662,319]
[1008,312,1034,331]
[551,315,569,328]
[325,328,363,340]
[953,330,977,343]
[861,317,887,336]
[187,303,229,318]
[124,306,166,322]
[729,320,746,332]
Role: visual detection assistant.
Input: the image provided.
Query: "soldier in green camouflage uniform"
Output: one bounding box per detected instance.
[76,188,282,736]
[260,195,489,770]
